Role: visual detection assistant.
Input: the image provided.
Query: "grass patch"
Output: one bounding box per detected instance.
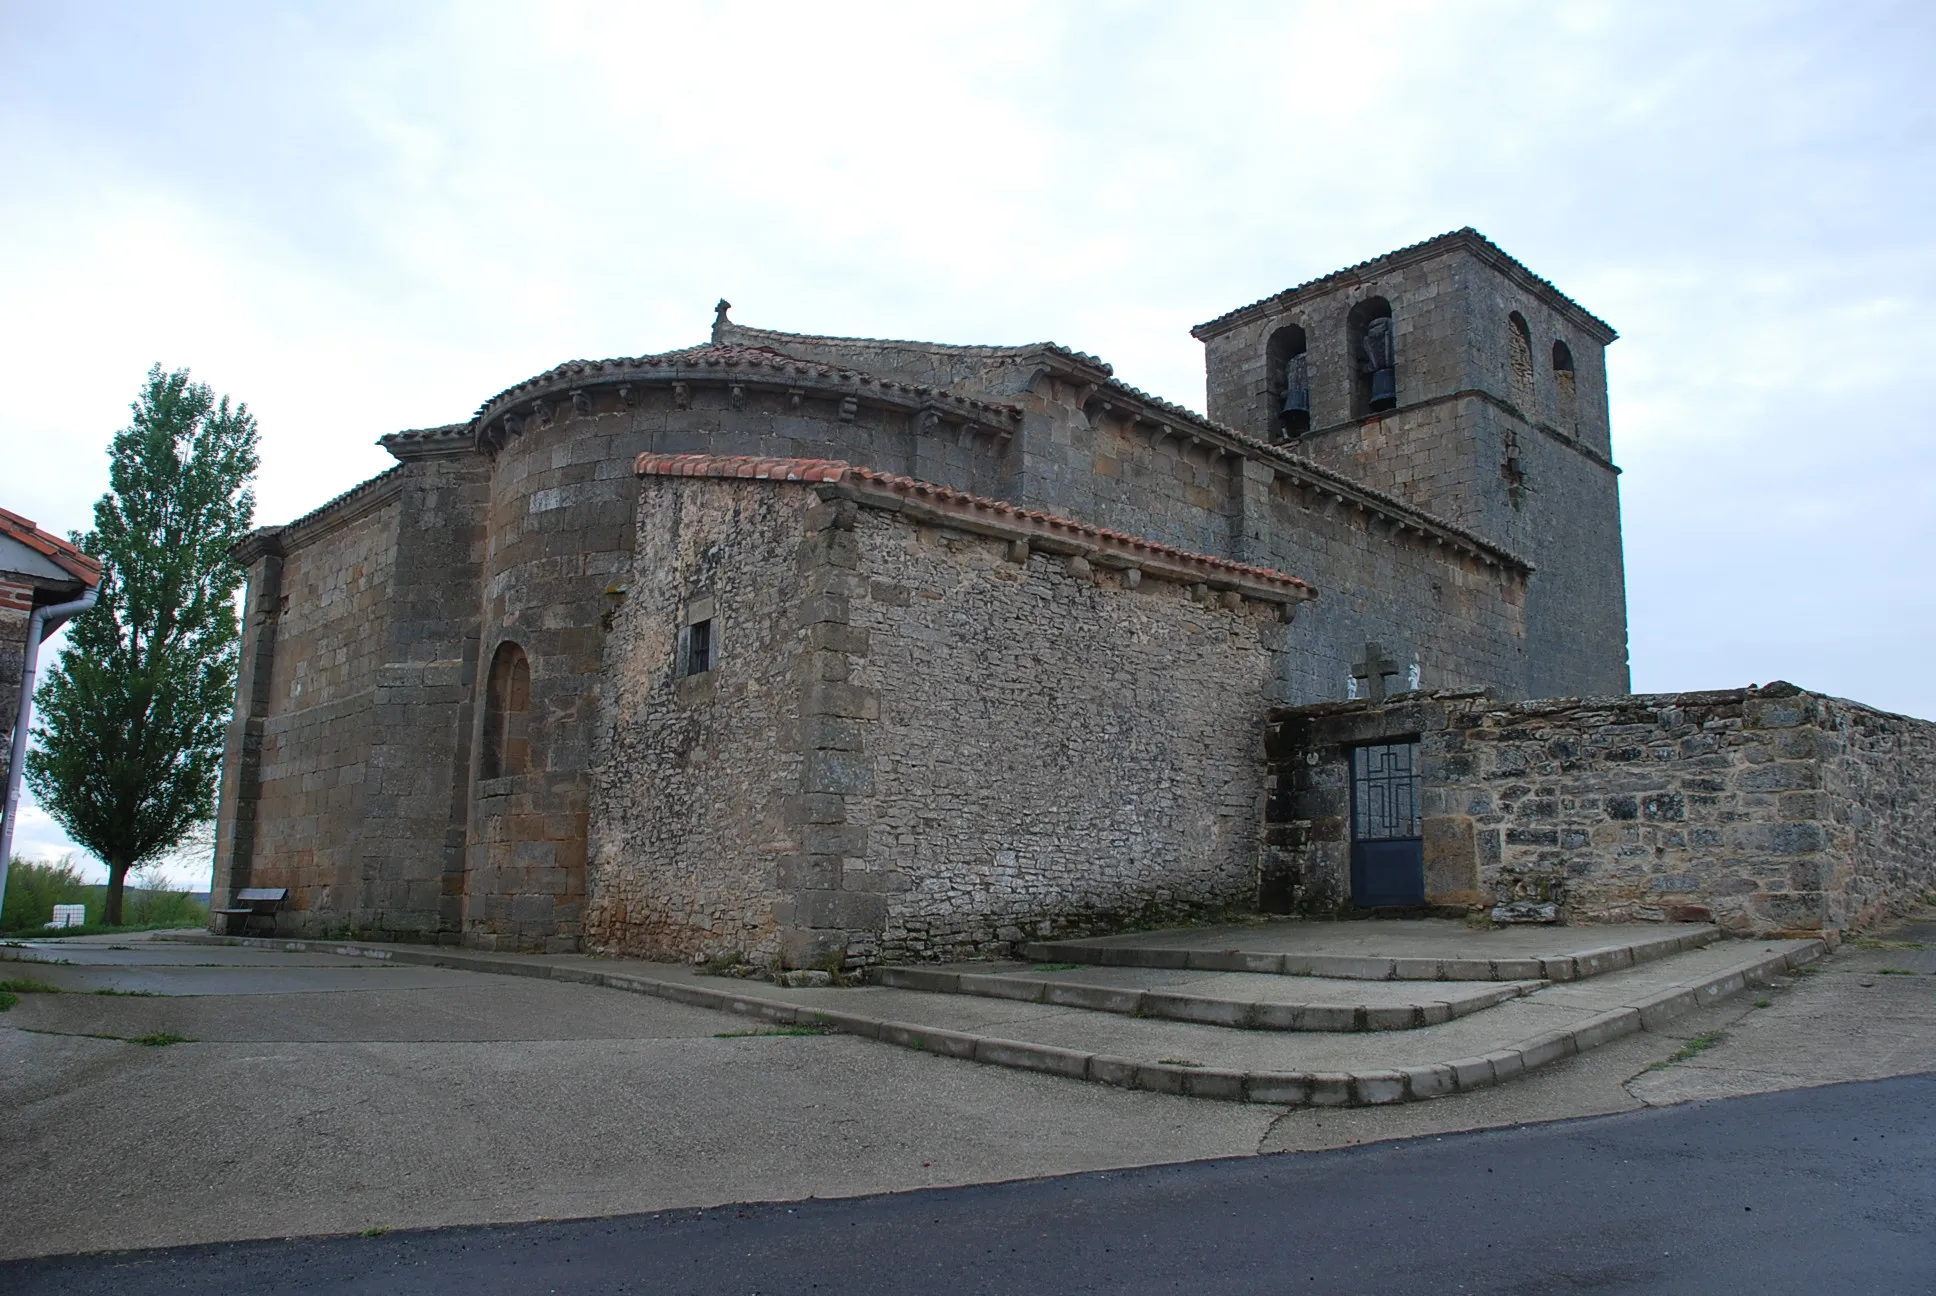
[0,978,63,995]
[131,1031,190,1047]
[713,1026,833,1038]
[2,921,204,940]
[1031,963,1084,972]
[1157,1057,1205,1068]
[1853,938,1926,951]
[0,991,15,1012]
[1754,996,1772,1008]
[360,1226,391,1238]
[93,987,159,997]
[1647,1030,1725,1071]
[0,858,210,938]
[1877,967,1918,976]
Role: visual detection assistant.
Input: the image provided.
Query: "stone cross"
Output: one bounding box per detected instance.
[1351,641,1401,703]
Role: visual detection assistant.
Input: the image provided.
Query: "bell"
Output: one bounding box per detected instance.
[1369,367,1395,409]
[1280,385,1309,416]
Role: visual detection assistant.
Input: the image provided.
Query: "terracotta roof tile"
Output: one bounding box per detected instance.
[475,344,1023,425]
[0,506,103,587]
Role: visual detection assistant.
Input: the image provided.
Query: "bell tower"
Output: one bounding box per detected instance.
[1191,228,1630,697]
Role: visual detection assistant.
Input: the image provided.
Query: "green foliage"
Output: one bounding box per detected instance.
[25,366,258,925]
[0,857,92,932]
[123,886,208,929]
[0,857,207,935]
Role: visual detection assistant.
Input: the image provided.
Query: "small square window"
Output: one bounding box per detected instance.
[684,618,714,676]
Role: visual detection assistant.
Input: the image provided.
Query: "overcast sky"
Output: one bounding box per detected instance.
[3,0,1932,884]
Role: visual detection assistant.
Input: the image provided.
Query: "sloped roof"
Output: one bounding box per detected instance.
[635,453,1317,601]
[0,507,103,587]
[1191,227,1617,343]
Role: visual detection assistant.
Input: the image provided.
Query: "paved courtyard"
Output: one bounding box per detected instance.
[1,919,1932,1259]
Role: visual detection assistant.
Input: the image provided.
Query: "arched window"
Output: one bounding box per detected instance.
[1266,324,1309,439]
[1552,338,1578,429]
[1347,297,1396,416]
[481,641,531,779]
[1507,312,1535,411]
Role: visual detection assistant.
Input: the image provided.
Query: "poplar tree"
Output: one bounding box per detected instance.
[27,366,259,925]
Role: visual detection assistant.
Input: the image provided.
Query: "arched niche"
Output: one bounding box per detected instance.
[481,640,532,779]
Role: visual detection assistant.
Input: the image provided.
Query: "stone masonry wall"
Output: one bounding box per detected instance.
[587,467,1291,970]
[584,478,814,965]
[1265,684,1936,935]
[244,493,400,927]
[848,510,1286,964]
[1820,696,1936,930]
[352,454,490,938]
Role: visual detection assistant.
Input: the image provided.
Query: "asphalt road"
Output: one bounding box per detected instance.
[7,1071,1931,1296]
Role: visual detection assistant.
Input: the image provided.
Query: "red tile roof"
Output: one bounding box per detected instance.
[0,506,103,587]
[634,454,1316,599]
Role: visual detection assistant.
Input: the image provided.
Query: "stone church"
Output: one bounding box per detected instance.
[208,229,1659,964]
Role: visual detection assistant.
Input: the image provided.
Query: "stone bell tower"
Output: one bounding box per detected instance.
[1191,228,1630,698]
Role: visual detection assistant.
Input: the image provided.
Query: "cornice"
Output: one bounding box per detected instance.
[380,424,475,462]
[1190,227,1617,346]
[470,344,1024,454]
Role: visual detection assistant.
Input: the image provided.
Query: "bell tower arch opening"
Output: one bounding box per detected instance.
[1266,324,1310,440]
[1507,311,1535,412]
[1346,297,1396,416]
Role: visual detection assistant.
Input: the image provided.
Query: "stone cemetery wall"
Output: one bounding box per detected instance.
[1266,684,1936,935]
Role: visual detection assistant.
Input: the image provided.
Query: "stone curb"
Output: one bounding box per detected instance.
[872,965,1541,1032]
[145,932,1825,1108]
[1017,926,1720,984]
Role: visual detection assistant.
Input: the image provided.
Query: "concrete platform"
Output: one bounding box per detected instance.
[141,930,1826,1108]
[873,963,1543,1030]
[1021,919,1720,982]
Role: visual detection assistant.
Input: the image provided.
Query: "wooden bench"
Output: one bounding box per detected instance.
[213,887,288,936]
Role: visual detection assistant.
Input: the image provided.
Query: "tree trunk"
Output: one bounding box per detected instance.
[103,861,130,927]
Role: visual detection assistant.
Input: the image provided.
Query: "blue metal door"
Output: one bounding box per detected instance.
[1350,741,1424,908]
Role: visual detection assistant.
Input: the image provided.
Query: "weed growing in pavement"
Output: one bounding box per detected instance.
[131,1031,190,1047]
[1646,1030,1725,1071]
[1877,968,1918,976]
[0,992,14,1012]
[1754,997,1772,1008]
[713,1026,833,1038]
[1157,1057,1205,1068]
[93,987,159,996]
[1031,963,1084,972]
[1853,938,1926,951]
[360,1226,391,1238]
[0,978,63,995]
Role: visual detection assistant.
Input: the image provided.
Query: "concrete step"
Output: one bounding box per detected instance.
[872,963,1544,1031]
[158,930,1826,1110]
[1019,922,1719,983]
